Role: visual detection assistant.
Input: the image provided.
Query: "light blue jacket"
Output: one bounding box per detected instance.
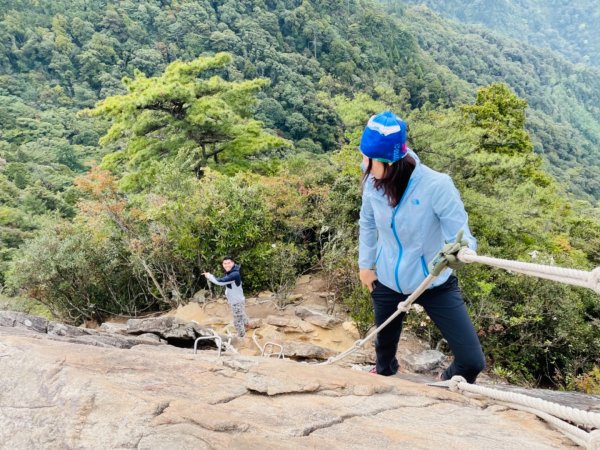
[358,154,477,294]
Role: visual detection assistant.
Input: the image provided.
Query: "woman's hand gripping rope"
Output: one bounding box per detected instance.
[323,231,469,366]
[428,229,469,276]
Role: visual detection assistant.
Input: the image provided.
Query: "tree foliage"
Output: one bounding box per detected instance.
[402,0,600,67]
[86,53,290,191]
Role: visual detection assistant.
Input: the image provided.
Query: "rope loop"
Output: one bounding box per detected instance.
[448,375,467,392]
[353,339,365,348]
[587,429,600,450]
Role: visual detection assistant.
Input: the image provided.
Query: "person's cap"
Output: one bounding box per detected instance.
[359,111,408,163]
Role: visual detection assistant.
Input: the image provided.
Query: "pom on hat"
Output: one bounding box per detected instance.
[359,111,407,163]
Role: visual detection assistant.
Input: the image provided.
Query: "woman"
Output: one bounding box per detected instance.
[358,111,485,383]
[203,256,249,338]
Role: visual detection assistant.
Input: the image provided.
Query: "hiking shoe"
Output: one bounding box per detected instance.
[369,367,378,375]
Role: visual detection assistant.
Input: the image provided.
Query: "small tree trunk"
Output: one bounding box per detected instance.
[139,258,170,306]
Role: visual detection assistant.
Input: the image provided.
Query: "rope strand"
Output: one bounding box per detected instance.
[458,248,600,294]
[449,376,600,449]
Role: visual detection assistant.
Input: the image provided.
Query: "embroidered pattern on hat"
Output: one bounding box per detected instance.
[393,143,401,161]
[367,116,401,136]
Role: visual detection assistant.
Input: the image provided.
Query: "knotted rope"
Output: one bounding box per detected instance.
[321,248,599,366]
[458,248,600,294]
[449,376,600,449]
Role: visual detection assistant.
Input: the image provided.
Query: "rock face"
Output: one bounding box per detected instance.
[0,325,576,449]
[0,310,48,333]
[295,306,342,329]
[126,316,203,340]
[0,311,164,349]
[400,349,445,373]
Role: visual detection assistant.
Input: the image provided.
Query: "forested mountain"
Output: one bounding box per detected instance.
[0,0,466,280]
[392,4,600,203]
[402,0,600,67]
[1,0,599,389]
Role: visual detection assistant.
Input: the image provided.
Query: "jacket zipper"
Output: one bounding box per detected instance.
[391,179,413,292]
[420,255,430,277]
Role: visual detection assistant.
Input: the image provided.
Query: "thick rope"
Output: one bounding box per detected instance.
[448,376,600,428]
[495,402,599,450]
[449,376,600,449]
[252,329,264,354]
[458,248,600,294]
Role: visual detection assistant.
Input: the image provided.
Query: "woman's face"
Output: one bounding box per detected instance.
[363,155,386,179]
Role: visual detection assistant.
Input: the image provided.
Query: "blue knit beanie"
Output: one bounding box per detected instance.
[359,111,408,163]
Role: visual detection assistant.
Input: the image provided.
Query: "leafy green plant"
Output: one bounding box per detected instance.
[570,367,600,395]
[343,286,375,339]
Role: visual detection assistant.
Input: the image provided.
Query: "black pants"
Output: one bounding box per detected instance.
[371,276,485,383]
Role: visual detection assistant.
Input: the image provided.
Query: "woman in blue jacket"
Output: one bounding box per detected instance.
[358,111,485,383]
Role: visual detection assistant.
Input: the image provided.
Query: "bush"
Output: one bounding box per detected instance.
[570,367,600,394]
[7,221,155,324]
[343,286,374,338]
[0,293,52,319]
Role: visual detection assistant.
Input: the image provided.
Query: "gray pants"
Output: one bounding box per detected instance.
[231,303,249,337]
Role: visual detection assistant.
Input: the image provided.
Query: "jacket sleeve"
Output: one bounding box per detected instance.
[206,273,237,287]
[358,186,378,269]
[432,175,477,250]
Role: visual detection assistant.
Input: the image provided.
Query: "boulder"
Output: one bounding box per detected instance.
[126,316,198,340]
[99,322,128,334]
[246,318,262,329]
[48,321,92,337]
[69,333,161,349]
[400,350,445,373]
[303,314,341,330]
[294,306,341,329]
[137,333,162,343]
[282,342,335,360]
[265,316,314,333]
[0,311,48,333]
[294,306,326,318]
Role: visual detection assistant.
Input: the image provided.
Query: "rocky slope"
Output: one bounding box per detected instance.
[1,273,597,449]
[0,324,577,449]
